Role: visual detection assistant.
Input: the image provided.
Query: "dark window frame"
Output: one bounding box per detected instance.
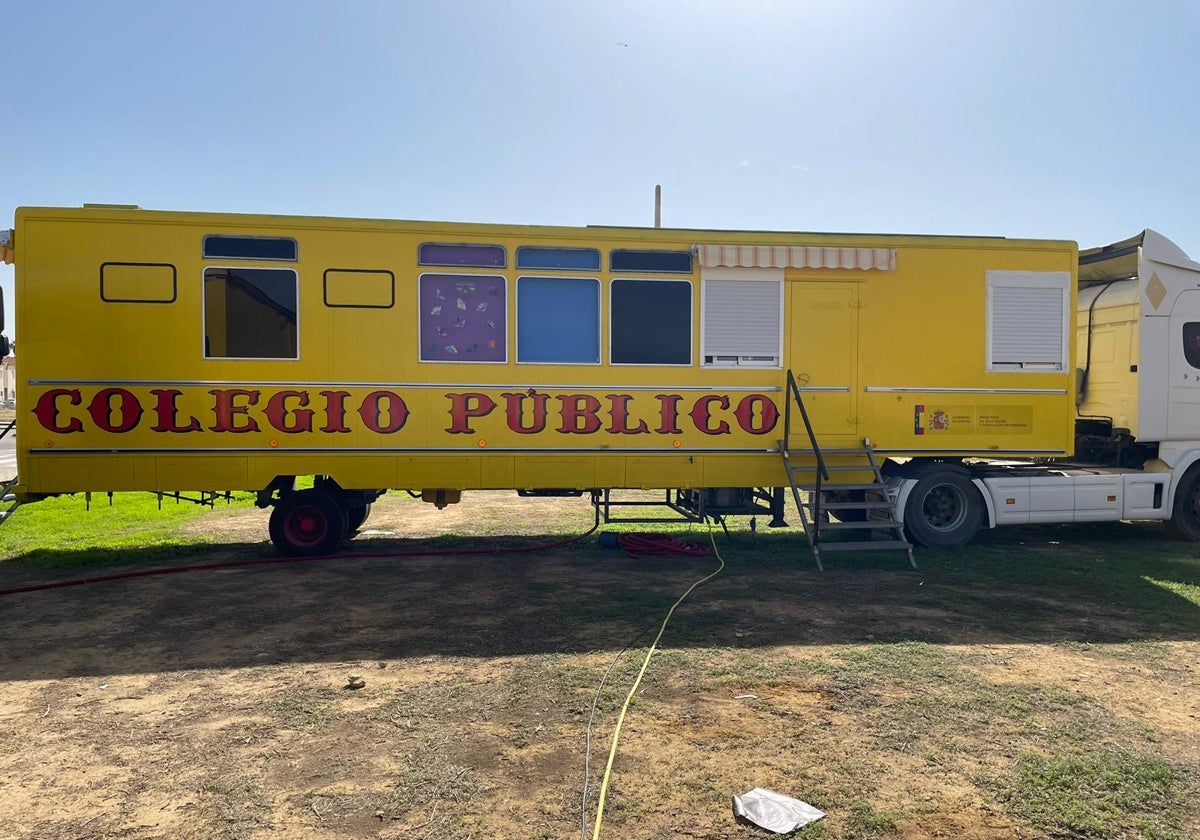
[100,261,178,304]
[203,265,300,361]
[609,249,694,274]
[322,268,396,309]
[609,277,693,366]
[202,234,298,262]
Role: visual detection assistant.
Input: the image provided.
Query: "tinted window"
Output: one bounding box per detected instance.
[203,235,297,261]
[1185,322,1200,369]
[418,242,506,268]
[611,279,691,365]
[516,246,601,271]
[204,267,298,359]
[610,249,693,273]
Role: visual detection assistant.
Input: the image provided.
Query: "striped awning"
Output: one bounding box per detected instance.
[695,243,896,271]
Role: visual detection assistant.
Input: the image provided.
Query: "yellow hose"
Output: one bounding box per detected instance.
[590,525,726,839]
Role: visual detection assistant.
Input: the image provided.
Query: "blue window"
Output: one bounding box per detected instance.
[516,246,601,271]
[517,276,600,364]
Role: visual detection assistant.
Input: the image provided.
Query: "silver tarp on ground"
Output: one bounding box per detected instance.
[732,788,826,833]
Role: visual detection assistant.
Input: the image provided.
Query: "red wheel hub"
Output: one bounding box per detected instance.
[285,506,327,546]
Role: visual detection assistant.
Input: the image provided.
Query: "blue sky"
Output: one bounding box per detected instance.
[3,0,1199,338]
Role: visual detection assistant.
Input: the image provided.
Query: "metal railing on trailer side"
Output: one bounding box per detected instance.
[784,369,830,525]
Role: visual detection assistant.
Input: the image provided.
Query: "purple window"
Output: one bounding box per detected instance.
[419,274,507,362]
[418,242,506,268]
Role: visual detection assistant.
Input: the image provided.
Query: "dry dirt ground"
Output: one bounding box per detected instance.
[0,492,1198,840]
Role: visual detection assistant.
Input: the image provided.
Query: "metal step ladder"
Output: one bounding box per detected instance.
[1,418,21,527]
[779,441,914,571]
[781,370,914,571]
[0,476,21,527]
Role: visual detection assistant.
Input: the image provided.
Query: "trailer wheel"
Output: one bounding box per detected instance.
[1166,466,1200,541]
[904,471,983,548]
[269,489,348,556]
[345,503,372,535]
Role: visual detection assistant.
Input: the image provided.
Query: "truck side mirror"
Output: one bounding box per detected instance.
[0,286,7,358]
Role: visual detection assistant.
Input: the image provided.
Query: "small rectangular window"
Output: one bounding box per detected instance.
[987,271,1070,371]
[204,267,298,359]
[324,269,395,308]
[518,276,600,364]
[611,279,691,365]
[203,235,297,261]
[418,242,506,268]
[516,246,601,271]
[420,273,507,362]
[610,249,693,274]
[101,262,177,303]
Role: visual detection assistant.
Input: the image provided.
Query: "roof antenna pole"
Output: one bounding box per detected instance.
[654,184,662,228]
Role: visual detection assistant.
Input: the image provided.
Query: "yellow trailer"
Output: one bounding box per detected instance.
[6,205,1186,559]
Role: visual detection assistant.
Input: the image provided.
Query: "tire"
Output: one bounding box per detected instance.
[825,489,868,523]
[1166,466,1200,541]
[269,489,348,557]
[345,502,372,534]
[903,470,984,548]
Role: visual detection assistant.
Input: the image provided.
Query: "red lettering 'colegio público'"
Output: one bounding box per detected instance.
[32,387,779,439]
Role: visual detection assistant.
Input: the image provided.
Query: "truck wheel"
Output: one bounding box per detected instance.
[1166,466,1200,541]
[345,502,372,534]
[904,471,983,548]
[269,489,348,556]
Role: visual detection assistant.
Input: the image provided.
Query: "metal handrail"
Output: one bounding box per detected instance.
[784,370,830,539]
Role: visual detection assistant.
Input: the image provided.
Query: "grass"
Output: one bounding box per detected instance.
[995,747,1190,839]
[0,490,257,567]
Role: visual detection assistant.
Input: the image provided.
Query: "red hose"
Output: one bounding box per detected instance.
[616,533,711,558]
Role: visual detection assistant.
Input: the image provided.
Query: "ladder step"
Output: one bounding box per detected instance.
[817,520,902,531]
[822,464,876,472]
[797,483,885,492]
[804,501,894,511]
[817,540,912,552]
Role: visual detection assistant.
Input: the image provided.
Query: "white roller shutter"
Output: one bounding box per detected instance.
[987,271,1070,370]
[702,268,782,365]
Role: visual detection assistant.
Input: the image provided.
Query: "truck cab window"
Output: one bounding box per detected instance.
[1184,322,1200,369]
